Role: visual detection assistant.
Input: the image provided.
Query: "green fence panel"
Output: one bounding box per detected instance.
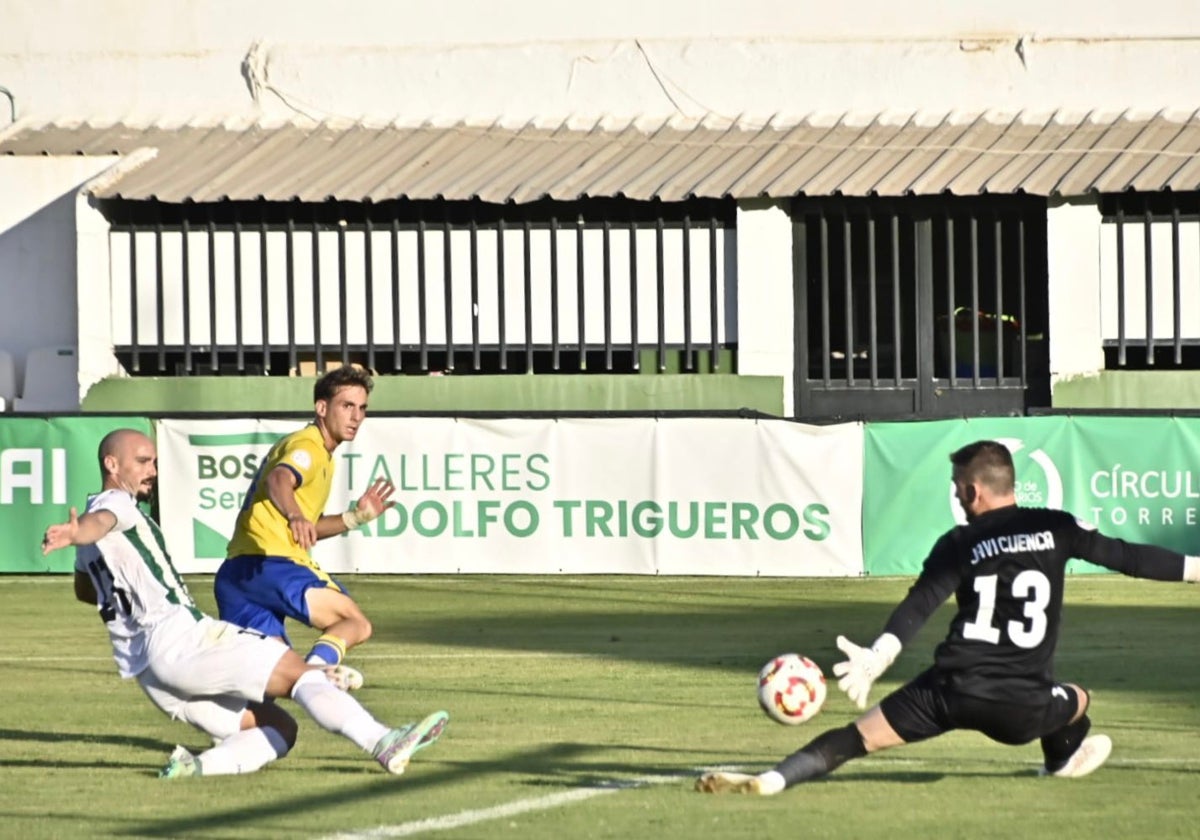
[0,416,153,573]
[864,415,1200,576]
[1065,415,1200,555]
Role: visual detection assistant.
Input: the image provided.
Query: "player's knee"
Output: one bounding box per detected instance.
[266,711,299,748]
[274,710,298,744]
[337,611,372,645]
[1067,684,1091,721]
[250,702,299,748]
[855,707,906,753]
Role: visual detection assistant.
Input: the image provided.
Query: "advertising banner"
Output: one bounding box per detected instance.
[863,416,1200,575]
[0,416,153,572]
[155,417,865,576]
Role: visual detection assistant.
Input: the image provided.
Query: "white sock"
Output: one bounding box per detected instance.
[756,771,786,795]
[290,668,390,751]
[194,726,290,775]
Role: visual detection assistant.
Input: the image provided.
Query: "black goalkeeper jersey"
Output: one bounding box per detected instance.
[881,505,1184,704]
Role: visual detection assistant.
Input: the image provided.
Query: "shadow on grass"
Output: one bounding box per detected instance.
[349,579,1198,695]
[0,727,172,756]
[119,741,704,837]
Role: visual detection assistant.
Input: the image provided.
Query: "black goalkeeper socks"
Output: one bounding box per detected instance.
[773,724,868,788]
[1041,714,1091,773]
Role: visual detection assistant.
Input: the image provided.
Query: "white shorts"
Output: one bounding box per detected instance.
[137,669,248,741]
[144,612,289,703]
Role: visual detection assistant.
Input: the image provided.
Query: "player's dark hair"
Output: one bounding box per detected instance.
[314,366,374,403]
[950,440,1015,494]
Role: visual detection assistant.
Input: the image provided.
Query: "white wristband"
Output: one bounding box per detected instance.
[342,508,374,529]
[1184,555,1200,583]
[871,632,903,666]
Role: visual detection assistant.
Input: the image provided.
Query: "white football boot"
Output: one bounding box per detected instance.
[1041,734,1113,778]
[695,772,775,795]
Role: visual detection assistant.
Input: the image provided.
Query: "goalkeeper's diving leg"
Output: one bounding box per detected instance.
[696,706,904,795]
[697,632,905,795]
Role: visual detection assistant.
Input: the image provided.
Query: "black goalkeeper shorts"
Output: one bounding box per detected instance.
[879,667,1081,746]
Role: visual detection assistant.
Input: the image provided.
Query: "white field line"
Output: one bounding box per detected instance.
[315,771,694,840]
[313,749,1200,840]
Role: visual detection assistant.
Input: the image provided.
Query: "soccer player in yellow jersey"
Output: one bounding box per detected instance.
[215,366,396,690]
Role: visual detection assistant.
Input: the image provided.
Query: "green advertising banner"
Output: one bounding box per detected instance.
[864,416,1200,576]
[0,416,153,573]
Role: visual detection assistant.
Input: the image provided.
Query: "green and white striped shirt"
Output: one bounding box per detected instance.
[75,489,201,678]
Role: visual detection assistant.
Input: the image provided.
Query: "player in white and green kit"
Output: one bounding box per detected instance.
[44,428,447,778]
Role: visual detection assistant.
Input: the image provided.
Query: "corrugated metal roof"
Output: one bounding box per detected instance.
[3,111,1200,202]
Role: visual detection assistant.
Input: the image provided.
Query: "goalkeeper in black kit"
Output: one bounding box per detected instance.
[698,439,1200,795]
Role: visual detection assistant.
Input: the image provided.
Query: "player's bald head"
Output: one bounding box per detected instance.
[98,428,153,480]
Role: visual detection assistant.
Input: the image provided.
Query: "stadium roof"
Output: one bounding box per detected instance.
[3,110,1200,203]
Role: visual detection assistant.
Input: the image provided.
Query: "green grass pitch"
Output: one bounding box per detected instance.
[2,574,1196,839]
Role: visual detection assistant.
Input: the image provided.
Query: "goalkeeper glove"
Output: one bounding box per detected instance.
[831,632,902,709]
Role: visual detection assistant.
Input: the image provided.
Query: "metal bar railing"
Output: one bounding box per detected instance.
[497,216,508,371]
[233,215,245,372]
[310,213,323,373]
[1116,206,1126,366]
[285,216,297,374]
[469,213,481,371]
[363,215,376,374]
[259,209,271,373]
[523,216,534,373]
[181,216,193,374]
[153,208,166,374]
[1144,201,1154,365]
[577,214,587,371]
[682,213,693,372]
[602,219,613,371]
[549,214,561,371]
[109,199,735,377]
[708,217,718,372]
[442,212,454,373]
[207,211,218,373]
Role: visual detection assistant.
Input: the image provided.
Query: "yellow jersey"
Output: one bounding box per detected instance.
[226,424,334,567]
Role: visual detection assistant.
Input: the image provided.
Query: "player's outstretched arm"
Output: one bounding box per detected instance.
[41,507,118,555]
[1075,520,1200,583]
[831,633,902,709]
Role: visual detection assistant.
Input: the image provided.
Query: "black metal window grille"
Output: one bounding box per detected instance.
[793,195,1049,420]
[1099,192,1200,369]
[103,198,737,376]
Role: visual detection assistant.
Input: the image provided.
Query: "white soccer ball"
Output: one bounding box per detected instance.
[757,653,827,725]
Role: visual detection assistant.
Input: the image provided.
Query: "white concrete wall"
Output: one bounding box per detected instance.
[1047,198,1105,382]
[735,200,793,414]
[1,1,1198,125]
[0,1,1190,412]
[76,191,124,399]
[0,156,114,405]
